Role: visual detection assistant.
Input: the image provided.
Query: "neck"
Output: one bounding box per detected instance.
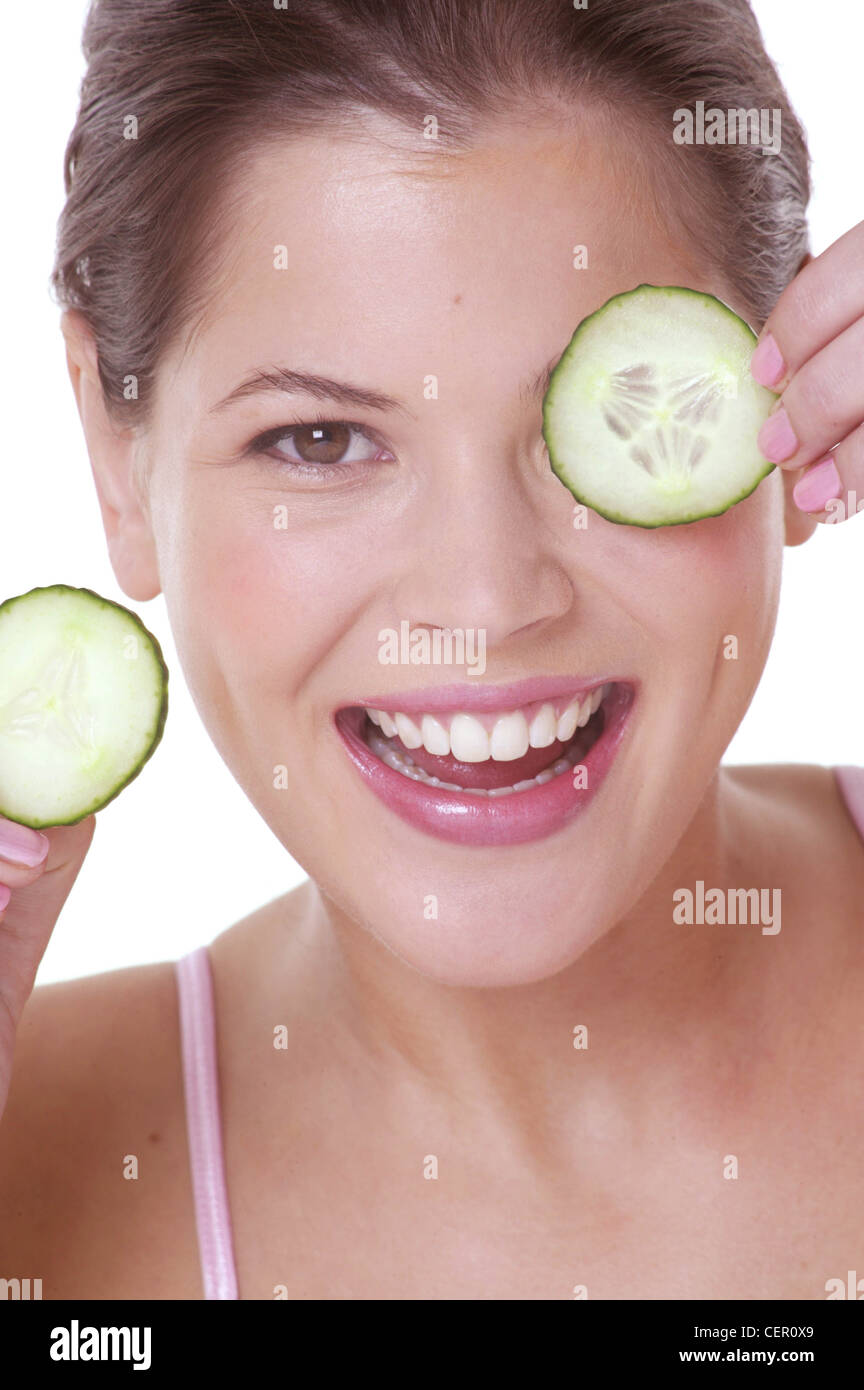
[304,768,759,1138]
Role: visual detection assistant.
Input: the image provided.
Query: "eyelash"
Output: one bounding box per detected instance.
[244,415,391,480]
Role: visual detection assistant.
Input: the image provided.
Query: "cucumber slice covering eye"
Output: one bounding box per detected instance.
[0,585,168,828]
[542,284,778,527]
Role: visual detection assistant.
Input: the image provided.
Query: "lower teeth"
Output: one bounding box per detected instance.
[364,718,599,796]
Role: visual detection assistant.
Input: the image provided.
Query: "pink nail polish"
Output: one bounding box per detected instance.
[757,407,799,462]
[793,456,842,513]
[750,332,786,388]
[0,883,10,912]
[0,818,49,867]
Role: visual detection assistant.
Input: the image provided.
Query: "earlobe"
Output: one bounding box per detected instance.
[59,311,162,603]
[782,466,819,546]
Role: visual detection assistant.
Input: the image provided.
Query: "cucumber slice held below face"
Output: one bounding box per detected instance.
[542,284,778,527]
[0,585,168,829]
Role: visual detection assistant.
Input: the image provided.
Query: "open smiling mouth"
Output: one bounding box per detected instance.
[334,680,635,847]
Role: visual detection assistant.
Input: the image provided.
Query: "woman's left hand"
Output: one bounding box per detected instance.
[750,218,864,523]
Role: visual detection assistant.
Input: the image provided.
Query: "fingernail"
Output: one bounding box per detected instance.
[793,455,842,513]
[758,407,799,462]
[0,818,50,867]
[0,883,10,912]
[750,332,786,388]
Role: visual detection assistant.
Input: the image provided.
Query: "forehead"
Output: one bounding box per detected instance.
[166,112,710,411]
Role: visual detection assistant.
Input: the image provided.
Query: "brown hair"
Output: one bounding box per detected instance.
[51,0,810,435]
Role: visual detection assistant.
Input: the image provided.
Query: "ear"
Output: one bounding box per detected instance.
[61,310,161,602]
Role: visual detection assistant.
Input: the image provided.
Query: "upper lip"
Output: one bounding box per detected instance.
[338,675,624,716]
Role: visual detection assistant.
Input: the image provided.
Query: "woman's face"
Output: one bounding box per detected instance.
[141,113,785,986]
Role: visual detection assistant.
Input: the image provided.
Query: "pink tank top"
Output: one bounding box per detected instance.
[174,947,238,1299]
[174,764,864,1300]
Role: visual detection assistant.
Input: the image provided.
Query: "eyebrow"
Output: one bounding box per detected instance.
[208,354,563,416]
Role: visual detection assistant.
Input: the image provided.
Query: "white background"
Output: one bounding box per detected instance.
[2,1,862,985]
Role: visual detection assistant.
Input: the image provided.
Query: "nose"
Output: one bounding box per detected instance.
[388,448,574,651]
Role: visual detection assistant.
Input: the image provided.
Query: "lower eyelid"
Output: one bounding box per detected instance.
[271,448,386,470]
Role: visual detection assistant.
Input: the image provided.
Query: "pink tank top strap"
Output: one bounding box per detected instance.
[175,945,239,1300]
[834,765,864,844]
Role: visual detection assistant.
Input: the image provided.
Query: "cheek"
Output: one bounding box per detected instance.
[167,486,385,690]
[597,474,783,669]
[677,478,784,658]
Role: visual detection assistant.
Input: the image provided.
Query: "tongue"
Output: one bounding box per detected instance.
[368,716,571,788]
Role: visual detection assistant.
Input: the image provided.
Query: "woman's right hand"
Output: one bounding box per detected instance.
[0,813,96,1122]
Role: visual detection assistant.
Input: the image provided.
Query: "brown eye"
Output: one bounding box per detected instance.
[292,422,352,464]
[249,419,388,473]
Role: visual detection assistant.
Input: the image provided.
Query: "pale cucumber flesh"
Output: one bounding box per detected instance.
[0,585,168,828]
[542,284,778,527]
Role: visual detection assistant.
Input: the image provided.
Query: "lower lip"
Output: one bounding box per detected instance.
[334,683,635,847]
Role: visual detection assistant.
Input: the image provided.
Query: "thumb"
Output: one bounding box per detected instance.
[0,814,96,1040]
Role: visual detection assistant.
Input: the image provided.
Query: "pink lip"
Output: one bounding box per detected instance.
[334,682,636,847]
[339,674,613,717]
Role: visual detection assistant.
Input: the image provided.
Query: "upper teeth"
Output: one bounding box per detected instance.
[366,685,608,761]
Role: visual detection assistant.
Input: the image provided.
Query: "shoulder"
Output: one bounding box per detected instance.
[721,758,844,801]
[720,759,864,1067]
[721,760,864,850]
[719,760,864,993]
[0,958,202,1298]
[720,762,864,927]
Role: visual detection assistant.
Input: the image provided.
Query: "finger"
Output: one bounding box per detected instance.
[0,817,50,868]
[0,816,95,1035]
[751,221,864,389]
[792,421,864,521]
[0,857,50,892]
[755,314,864,470]
[0,819,50,884]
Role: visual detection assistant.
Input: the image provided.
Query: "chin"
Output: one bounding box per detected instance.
[344,870,622,989]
